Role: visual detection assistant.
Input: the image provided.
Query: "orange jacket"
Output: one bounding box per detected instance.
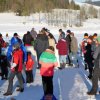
[26,55,34,71]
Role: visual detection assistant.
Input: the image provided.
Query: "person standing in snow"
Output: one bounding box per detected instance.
[42,27,57,44]
[39,46,58,100]
[0,33,7,48]
[56,34,68,69]
[85,36,94,79]
[23,31,34,46]
[25,51,34,84]
[4,43,24,96]
[81,33,89,70]
[70,32,78,67]
[87,36,100,95]
[34,29,49,69]
[30,27,37,40]
[4,33,10,46]
[7,33,27,83]
[65,30,72,66]
[58,29,65,41]
[91,33,98,54]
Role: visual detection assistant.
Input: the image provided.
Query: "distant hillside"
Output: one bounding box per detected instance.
[86,1,100,7]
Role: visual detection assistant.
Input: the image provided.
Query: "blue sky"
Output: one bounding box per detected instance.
[74,0,100,2]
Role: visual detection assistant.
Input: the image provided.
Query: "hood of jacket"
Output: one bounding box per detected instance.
[39,50,57,63]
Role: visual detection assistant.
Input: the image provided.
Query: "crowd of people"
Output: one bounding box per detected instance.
[0,27,100,99]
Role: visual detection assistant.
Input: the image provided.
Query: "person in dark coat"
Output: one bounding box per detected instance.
[23,31,34,46]
[85,36,94,79]
[34,30,49,69]
[42,27,57,44]
[87,37,100,95]
[65,30,72,66]
[30,28,37,40]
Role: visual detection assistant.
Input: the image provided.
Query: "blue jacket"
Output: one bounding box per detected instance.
[7,37,27,62]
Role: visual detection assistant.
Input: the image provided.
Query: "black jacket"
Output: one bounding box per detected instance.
[23,33,34,45]
[85,43,94,63]
[65,34,71,53]
[34,34,49,55]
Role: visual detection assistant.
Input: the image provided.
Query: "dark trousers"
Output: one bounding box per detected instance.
[87,62,93,77]
[0,59,8,79]
[1,66,8,79]
[26,70,33,83]
[42,76,53,95]
[90,68,100,93]
[36,51,42,68]
[68,55,71,64]
[7,71,24,93]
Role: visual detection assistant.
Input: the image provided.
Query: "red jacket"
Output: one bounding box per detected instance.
[12,49,23,72]
[26,55,34,71]
[56,39,68,55]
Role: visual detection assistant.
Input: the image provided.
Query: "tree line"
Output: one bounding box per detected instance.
[0,0,80,16]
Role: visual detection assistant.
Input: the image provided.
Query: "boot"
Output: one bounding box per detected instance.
[3,92,12,96]
[45,94,53,100]
[88,75,92,79]
[16,88,24,92]
[87,91,96,95]
[62,63,66,68]
[85,63,88,70]
[58,63,63,69]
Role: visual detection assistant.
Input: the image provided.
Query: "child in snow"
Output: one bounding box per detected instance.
[4,43,24,96]
[39,46,58,100]
[25,51,34,84]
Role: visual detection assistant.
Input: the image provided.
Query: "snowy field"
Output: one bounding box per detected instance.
[0,13,100,100]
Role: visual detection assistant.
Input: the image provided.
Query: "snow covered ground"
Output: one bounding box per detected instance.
[0,55,100,100]
[0,13,100,100]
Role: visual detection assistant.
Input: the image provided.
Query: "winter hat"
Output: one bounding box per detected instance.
[0,33,2,37]
[59,29,62,32]
[84,33,88,37]
[42,27,50,33]
[14,33,18,37]
[97,36,100,43]
[67,30,71,33]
